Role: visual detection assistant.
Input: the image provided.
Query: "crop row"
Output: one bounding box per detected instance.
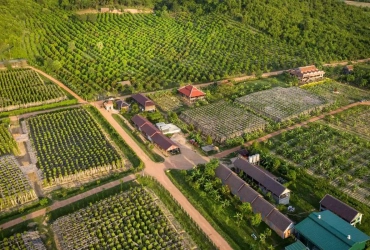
[0,125,18,156]
[22,10,324,98]
[0,155,37,211]
[52,187,187,250]
[0,69,66,110]
[180,101,266,142]
[27,108,123,185]
[236,87,327,122]
[0,231,46,250]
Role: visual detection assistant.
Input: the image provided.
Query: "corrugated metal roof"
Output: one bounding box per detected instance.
[132,93,155,107]
[234,158,289,196]
[151,133,178,151]
[224,174,245,195]
[237,185,259,203]
[131,114,149,127]
[215,165,232,182]
[251,196,275,218]
[320,194,360,223]
[285,240,306,250]
[295,211,370,250]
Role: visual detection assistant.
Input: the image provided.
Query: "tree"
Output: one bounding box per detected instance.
[52,60,62,72]
[96,41,104,51]
[251,213,262,226]
[39,198,49,206]
[287,169,297,181]
[68,41,76,52]
[239,202,252,215]
[206,135,213,145]
[130,103,139,114]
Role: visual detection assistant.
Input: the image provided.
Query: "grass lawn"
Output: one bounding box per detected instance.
[167,169,293,250]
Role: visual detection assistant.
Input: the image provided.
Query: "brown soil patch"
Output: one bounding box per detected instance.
[345,1,370,7]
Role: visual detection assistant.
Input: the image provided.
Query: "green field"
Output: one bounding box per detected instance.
[2,0,370,99]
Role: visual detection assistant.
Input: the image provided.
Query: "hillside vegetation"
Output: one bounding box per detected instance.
[0,0,370,99]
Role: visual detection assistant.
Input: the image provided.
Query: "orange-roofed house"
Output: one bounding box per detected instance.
[178,85,206,103]
[289,65,325,84]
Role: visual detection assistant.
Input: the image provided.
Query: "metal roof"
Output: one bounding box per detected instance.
[285,240,306,250]
[320,194,360,223]
[224,173,245,195]
[131,93,155,107]
[151,133,179,151]
[233,157,289,196]
[215,165,232,182]
[295,210,370,250]
[131,114,149,128]
[251,196,275,218]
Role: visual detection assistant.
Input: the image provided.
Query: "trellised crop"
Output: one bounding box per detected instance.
[0,125,18,156]
[52,187,187,250]
[236,87,327,122]
[27,108,124,186]
[180,101,267,142]
[0,69,66,111]
[0,231,46,250]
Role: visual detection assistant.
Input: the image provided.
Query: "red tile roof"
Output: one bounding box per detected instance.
[178,85,205,98]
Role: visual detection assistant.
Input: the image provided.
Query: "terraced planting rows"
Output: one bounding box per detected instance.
[236,87,327,122]
[302,80,370,106]
[268,123,370,198]
[325,105,370,138]
[0,125,18,156]
[0,155,37,211]
[0,231,46,250]
[24,10,324,98]
[26,108,124,186]
[52,187,189,250]
[148,91,184,112]
[0,68,66,111]
[180,101,267,142]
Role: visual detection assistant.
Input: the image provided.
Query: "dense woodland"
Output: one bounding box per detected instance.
[0,0,370,97]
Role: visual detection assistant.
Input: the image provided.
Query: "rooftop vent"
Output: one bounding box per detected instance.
[347,235,351,240]
[318,215,321,219]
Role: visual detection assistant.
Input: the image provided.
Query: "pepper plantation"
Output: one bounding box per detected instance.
[0,68,66,112]
[0,231,46,250]
[0,124,18,156]
[26,108,126,186]
[52,187,190,250]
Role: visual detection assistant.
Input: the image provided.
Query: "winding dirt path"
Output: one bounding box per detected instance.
[27,66,87,104]
[0,174,135,230]
[214,101,370,158]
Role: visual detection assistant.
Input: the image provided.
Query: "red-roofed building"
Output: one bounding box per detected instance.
[178,85,205,103]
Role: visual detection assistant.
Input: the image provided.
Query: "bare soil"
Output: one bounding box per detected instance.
[344,1,370,7]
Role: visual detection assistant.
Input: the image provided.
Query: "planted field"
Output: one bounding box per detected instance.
[325,105,370,138]
[236,87,327,122]
[302,80,370,106]
[23,10,333,98]
[0,231,46,250]
[148,91,184,112]
[0,125,18,156]
[52,187,189,250]
[268,123,370,204]
[180,101,267,142]
[0,155,37,211]
[0,68,66,111]
[27,108,124,186]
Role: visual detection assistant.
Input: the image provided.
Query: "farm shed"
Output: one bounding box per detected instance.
[178,85,205,103]
[115,100,129,111]
[233,157,290,204]
[295,211,370,250]
[131,93,156,112]
[289,65,325,84]
[344,65,354,74]
[320,194,363,226]
[285,240,306,250]
[103,100,113,111]
[155,122,181,134]
[131,115,180,154]
[151,133,180,155]
[215,164,294,239]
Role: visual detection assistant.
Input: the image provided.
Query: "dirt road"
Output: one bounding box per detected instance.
[214,101,370,158]
[27,66,87,104]
[0,175,135,230]
[96,106,232,250]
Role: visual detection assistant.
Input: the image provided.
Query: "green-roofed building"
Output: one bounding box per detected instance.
[295,210,370,250]
[285,240,306,250]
